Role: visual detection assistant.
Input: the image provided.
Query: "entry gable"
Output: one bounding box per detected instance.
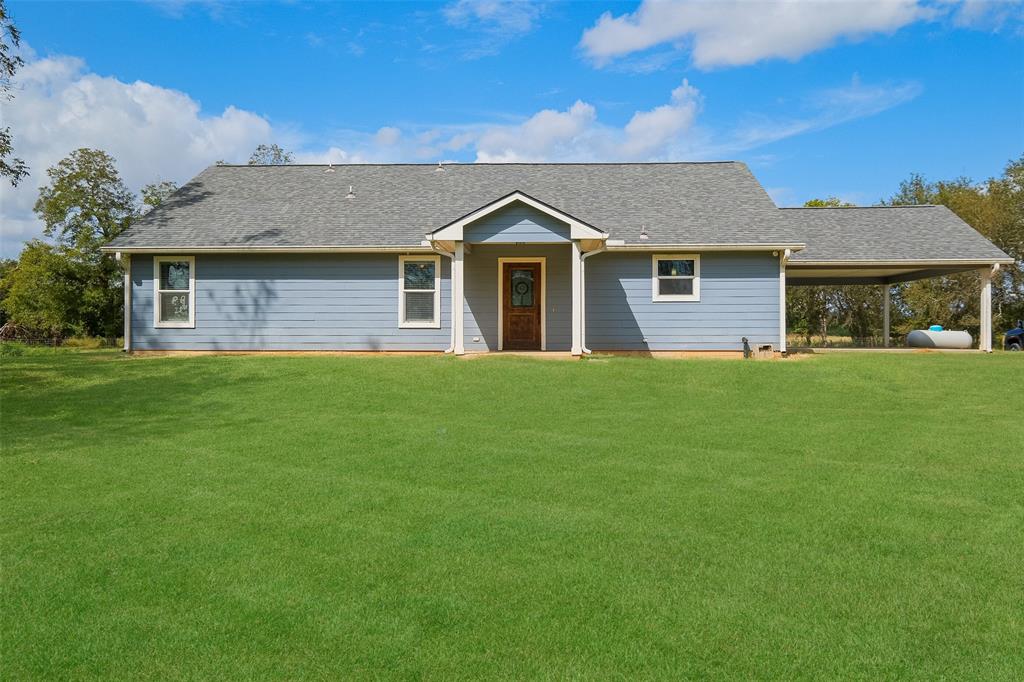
[428,191,608,242]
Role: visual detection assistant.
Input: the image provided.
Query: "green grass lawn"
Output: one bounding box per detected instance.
[2,348,1022,679]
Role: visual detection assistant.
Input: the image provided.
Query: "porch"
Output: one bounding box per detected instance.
[428,191,607,356]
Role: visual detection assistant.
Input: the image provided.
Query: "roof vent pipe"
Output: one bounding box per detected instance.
[435,162,444,172]
[639,224,649,240]
[325,163,335,173]
[346,185,355,199]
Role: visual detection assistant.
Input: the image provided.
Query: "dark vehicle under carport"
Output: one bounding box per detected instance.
[1005,321,1023,351]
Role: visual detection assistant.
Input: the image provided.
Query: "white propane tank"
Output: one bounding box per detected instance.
[906,329,973,349]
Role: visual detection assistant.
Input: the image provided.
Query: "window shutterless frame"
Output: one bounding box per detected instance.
[652,253,700,302]
[399,254,441,329]
[153,255,196,328]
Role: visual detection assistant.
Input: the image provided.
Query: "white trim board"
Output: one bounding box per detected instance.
[153,255,196,329]
[429,192,607,242]
[651,253,701,302]
[398,254,442,329]
[496,257,547,351]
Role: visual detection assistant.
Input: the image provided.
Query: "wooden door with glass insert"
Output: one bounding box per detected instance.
[502,262,541,350]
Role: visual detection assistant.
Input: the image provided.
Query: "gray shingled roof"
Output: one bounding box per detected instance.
[105,162,1011,264]
[105,162,795,249]
[784,205,1012,263]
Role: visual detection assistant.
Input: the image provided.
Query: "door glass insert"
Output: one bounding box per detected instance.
[510,269,534,307]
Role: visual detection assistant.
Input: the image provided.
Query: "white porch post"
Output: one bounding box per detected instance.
[980,265,994,352]
[571,240,583,356]
[882,284,891,348]
[121,253,131,352]
[453,242,465,355]
[778,249,790,354]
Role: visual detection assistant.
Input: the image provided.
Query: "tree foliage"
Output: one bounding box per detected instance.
[884,156,1024,341]
[0,241,83,336]
[0,0,27,186]
[34,148,136,251]
[141,180,179,212]
[248,144,293,165]
[2,149,136,337]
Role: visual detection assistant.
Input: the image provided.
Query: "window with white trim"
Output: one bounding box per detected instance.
[154,256,195,328]
[652,254,700,302]
[399,255,441,328]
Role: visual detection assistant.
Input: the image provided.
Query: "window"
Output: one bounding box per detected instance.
[154,256,195,328]
[399,255,441,328]
[652,254,700,302]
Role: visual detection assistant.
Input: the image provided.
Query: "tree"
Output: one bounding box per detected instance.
[0,241,83,336]
[141,180,179,212]
[30,148,136,337]
[34,148,135,251]
[0,0,27,186]
[884,157,1024,342]
[0,257,16,325]
[248,144,293,165]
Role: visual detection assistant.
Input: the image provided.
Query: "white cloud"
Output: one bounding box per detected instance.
[621,79,702,157]
[443,0,542,34]
[0,54,277,257]
[475,101,600,162]
[580,0,929,68]
[374,126,402,146]
[949,0,1024,30]
[713,76,923,155]
[0,52,922,257]
[440,0,544,58]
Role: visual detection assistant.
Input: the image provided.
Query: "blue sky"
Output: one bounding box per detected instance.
[1,0,1022,257]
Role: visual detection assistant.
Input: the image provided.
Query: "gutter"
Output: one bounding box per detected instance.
[104,242,810,255]
[100,245,435,254]
[790,258,1016,266]
[603,242,806,252]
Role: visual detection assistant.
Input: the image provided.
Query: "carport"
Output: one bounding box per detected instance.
[779,205,1014,352]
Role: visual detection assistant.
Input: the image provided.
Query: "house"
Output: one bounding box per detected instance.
[102,162,1014,354]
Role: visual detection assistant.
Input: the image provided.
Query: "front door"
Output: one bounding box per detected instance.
[502,262,542,350]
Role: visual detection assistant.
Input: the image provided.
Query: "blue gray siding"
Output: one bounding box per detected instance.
[129,249,778,353]
[464,203,570,244]
[585,252,780,351]
[463,244,573,351]
[130,254,451,351]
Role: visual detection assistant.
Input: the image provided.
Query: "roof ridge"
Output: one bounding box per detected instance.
[213,161,744,168]
[780,205,941,210]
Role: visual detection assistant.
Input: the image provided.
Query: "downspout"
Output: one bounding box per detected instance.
[430,242,456,353]
[579,245,607,355]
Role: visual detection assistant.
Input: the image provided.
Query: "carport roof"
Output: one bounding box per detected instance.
[784,205,1012,264]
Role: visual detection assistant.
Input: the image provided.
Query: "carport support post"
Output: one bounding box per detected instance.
[882,284,890,348]
[980,265,996,353]
[453,242,465,355]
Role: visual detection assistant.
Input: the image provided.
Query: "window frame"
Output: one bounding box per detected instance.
[153,255,196,328]
[651,253,700,302]
[399,254,441,329]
